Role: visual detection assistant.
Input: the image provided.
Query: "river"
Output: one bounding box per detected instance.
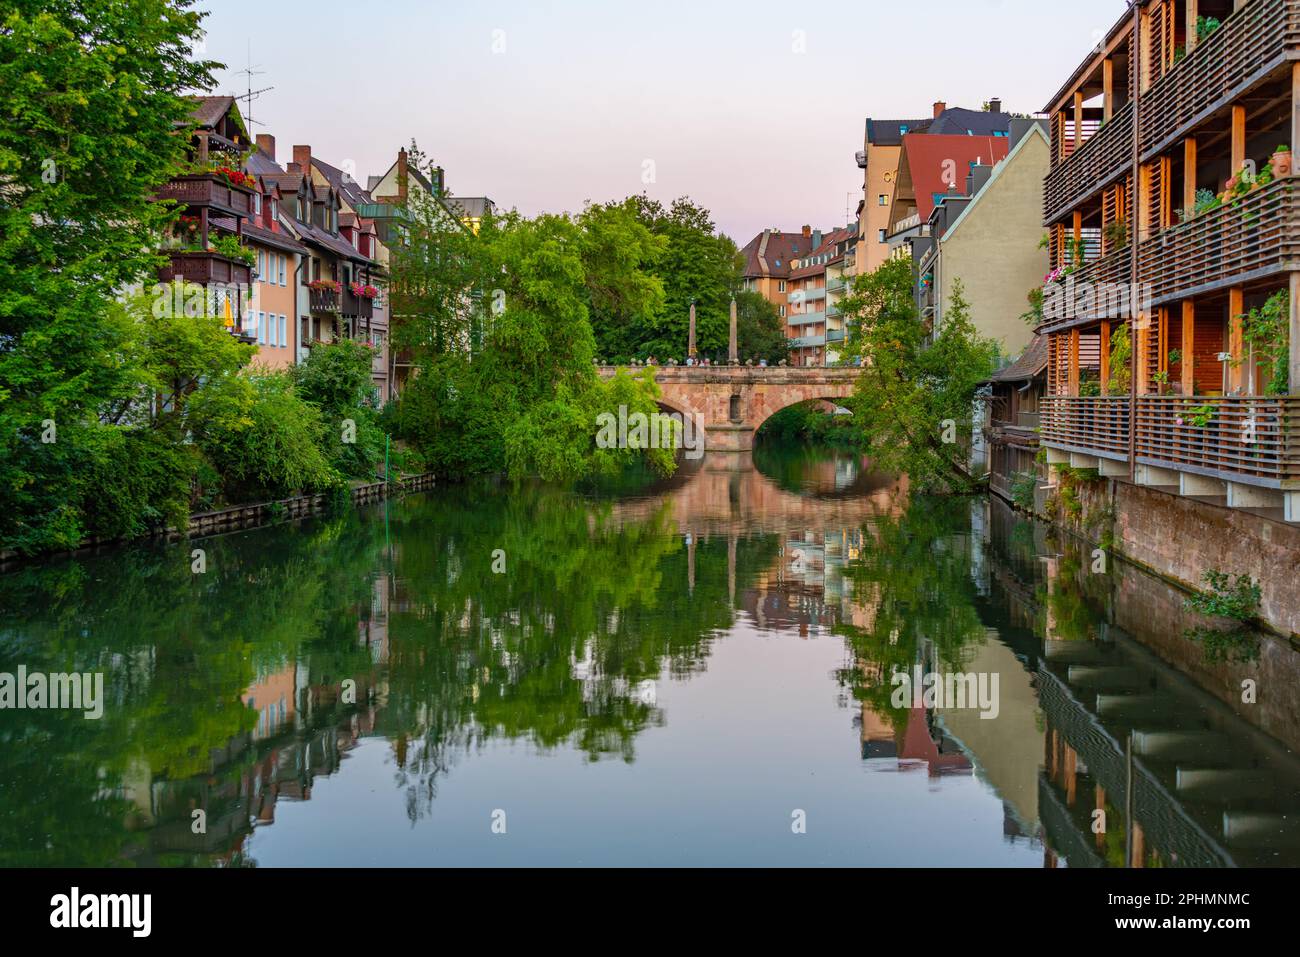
[1,444,1298,867]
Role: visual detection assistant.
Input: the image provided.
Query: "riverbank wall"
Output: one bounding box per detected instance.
[0,472,438,570]
[997,472,1300,639]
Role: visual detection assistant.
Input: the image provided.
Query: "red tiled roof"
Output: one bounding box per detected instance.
[899,133,1011,222]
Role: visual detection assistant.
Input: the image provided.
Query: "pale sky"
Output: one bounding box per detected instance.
[198,0,1131,243]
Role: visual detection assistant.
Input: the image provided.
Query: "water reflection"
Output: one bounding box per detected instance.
[0,446,1297,867]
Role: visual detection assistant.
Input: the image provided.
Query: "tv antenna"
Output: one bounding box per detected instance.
[233,41,274,129]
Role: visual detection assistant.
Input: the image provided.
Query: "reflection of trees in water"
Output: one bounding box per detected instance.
[832,496,991,734]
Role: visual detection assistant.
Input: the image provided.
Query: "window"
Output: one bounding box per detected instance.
[279,315,287,348]
[253,192,262,215]
[277,254,285,286]
[779,305,787,318]
[257,311,266,344]
[778,281,786,293]
[878,194,887,206]
[257,249,265,281]
[878,229,886,243]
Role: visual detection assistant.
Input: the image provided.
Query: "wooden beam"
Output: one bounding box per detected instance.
[1138,162,1153,242]
[1231,104,1247,176]
[1136,321,1150,395]
[1182,301,1196,396]
[1069,329,1081,395]
[1229,286,1245,393]
[1074,92,1085,153]
[1103,59,1115,121]
[1101,320,1112,392]
[1184,137,1197,218]
[1293,63,1300,179]
[1186,0,1198,54]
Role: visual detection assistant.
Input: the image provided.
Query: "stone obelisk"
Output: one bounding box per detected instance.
[728,296,739,364]
[688,300,697,359]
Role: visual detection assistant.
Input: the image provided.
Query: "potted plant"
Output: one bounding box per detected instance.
[1272,144,1292,178]
[1103,218,1128,250]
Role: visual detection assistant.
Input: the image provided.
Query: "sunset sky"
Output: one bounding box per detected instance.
[199,0,1130,243]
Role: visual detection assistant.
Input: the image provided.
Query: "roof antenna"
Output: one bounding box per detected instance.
[233,40,274,129]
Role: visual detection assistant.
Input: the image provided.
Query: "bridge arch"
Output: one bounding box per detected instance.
[597,365,860,452]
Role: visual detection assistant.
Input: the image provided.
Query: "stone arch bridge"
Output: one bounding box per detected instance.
[597,365,860,451]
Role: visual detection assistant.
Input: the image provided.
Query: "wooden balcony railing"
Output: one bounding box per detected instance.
[1044,102,1133,225]
[156,173,255,218]
[158,250,252,288]
[1137,177,1300,306]
[310,287,340,314]
[1140,0,1300,159]
[1041,395,1131,459]
[1135,394,1300,487]
[342,289,375,319]
[1038,246,1134,334]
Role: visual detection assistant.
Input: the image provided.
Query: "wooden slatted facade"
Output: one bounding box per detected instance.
[1039,0,1300,493]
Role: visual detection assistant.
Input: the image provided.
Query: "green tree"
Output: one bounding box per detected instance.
[0,0,219,552]
[734,289,790,363]
[838,262,998,491]
[385,141,488,361]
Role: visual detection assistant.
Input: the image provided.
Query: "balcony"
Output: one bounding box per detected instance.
[310,287,340,314]
[342,289,375,320]
[1044,102,1133,225]
[1140,0,1300,160]
[158,250,252,288]
[156,173,255,218]
[788,310,826,326]
[1041,395,1131,461]
[1038,245,1134,334]
[1137,177,1300,307]
[827,278,847,293]
[798,286,827,302]
[826,329,846,343]
[1135,394,1300,488]
[793,334,826,348]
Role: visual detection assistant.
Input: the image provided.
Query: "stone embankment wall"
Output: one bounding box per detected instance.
[1023,474,1300,639]
[0,473,437,569]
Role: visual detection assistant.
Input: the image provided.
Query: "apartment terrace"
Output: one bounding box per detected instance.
[1037,0,1300,518]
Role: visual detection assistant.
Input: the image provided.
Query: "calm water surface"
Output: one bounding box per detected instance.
[2,445,1299,867]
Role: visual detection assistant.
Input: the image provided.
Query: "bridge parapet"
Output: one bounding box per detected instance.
[596,365,858,386]
[595,365,859,452]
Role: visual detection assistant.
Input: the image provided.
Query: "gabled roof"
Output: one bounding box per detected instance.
[990,334,1048,383]
[188,95,238,129]
[897,133,1011,223]
[741,230,816,279]
[313,157,375,210]
[941,124,1049,242]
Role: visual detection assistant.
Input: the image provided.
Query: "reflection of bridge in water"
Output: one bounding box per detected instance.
[605,452,907,635]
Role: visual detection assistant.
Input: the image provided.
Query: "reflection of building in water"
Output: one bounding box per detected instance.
[981,495,1300,868]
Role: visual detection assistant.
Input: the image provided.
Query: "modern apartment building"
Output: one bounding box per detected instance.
[787,226,856,366]
[854,100,1013,277]
[1038,0,1300,519]
[741,227,822,321]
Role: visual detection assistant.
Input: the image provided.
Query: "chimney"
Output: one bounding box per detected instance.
[802,224,812,238]
[933,100,947,119]
[293,145,312,177]
[256,134,276,161]
[397,147,409,201]
[988,98,1002,114]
